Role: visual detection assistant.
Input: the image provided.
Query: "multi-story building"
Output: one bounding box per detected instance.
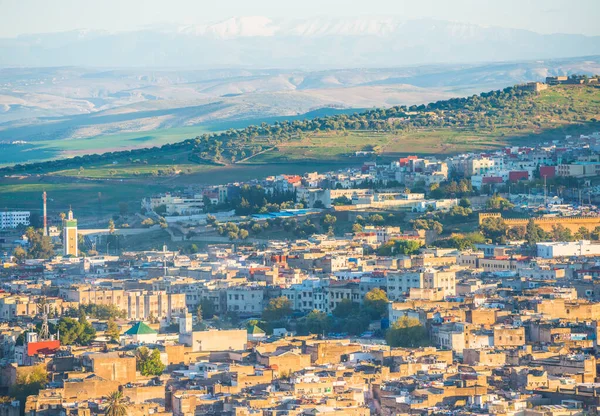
[282,278,328,313]
[326,280,361,313]
[225,286,264,316]
[0,211,30,229]
[59,285,185,321]
[386,269,456,300]
[467,157,496,175]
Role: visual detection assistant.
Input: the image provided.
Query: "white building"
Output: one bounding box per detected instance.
[141,193,205,215]
[386,269,456,300]
[0,211,30,229]
[536,240,600,258]
[282,278,328,313]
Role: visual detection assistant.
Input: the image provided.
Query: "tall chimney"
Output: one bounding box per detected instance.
[42,191,48,236]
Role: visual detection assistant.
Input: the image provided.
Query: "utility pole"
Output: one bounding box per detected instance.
[543,175,547,206]
[42,191,48,236]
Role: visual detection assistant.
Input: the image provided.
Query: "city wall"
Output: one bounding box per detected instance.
[479,213,600,232]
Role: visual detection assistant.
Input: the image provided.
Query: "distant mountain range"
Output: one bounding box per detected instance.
[2,17,600,68]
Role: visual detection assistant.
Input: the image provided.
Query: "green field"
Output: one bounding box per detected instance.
[0,160,349,219]
[247,129,508,164]
[0,107,363,167]
[0,126,215,166]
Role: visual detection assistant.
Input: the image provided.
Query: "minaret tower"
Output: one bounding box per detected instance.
[42,191,48,236]
[63,207,78,257]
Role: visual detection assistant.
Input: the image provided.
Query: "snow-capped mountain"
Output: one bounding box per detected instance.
[1,17,599,68]
[177,16,280,38]
[168,17,520,39]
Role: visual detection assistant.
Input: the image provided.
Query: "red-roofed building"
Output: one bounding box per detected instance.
[509,171,529,182]
[15,333,60,365]
[283,175,302,185]
[539,166,556,178]
[27,340,60,356]
[482,176,504,184]
[399,156,418,167]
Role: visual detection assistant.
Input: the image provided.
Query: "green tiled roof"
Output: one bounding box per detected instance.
[247,325,265,335]
[63,220,77,227]
[124,321,157,335]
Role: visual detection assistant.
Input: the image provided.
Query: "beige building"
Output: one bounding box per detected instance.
[179,329,247,352]
[60,285,185,321]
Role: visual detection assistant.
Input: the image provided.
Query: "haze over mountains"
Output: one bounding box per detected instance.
[2,17,600,68]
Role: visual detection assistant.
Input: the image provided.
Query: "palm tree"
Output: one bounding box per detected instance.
[106,390,128,416]
[35,296,48,317]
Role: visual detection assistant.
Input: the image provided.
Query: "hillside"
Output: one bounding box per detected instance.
[1,83,599,219]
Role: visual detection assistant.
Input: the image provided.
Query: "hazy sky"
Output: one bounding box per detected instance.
[1,0,599,37]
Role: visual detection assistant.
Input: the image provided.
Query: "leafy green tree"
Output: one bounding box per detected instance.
[141,218,155,227]
[486,194,514,211]
[199,299,217,319]
[297,310,331,335]
[447,205,472,219]
[13,246,27,261]
[447,232,486,250]
[332,196,351,206]
[574,226,590,240]
[106,390,129,416]
[551,224,573,242]
[332,299,360,318]
[79,304,126,320]
[526,218,546,248]
[412,219,443,234]
[136,347,165,376]
[363,288,389,319]
[368,214,385,225]
[321,214,337,228]
[480,217,508,243]
[9,366,47,413]
[108,219,116,234]
[352,223,363,233]
[262,297,292,322]
[459,197,471,209]
[385,316,429,347]
[56,316,96,345]
[340,314,371,336]
[378,240,422,256]
[106,318,120,342]
[25,227,54,259]
[590,226,600,241]
[196,305,203,323]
